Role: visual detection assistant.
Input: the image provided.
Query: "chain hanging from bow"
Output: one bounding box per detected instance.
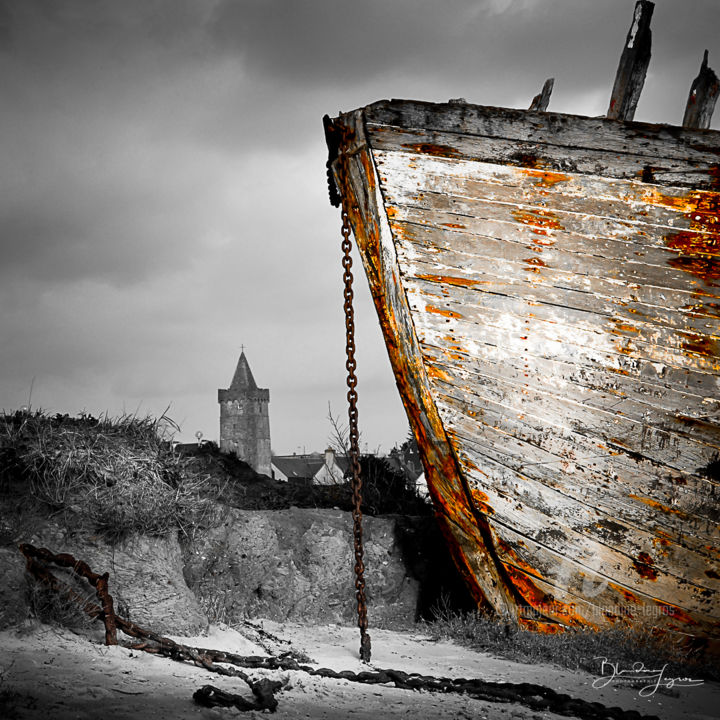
[337,126,371,663]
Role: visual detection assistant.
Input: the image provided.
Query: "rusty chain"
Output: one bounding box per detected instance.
[19,543,660,720]
[339,137,371,663]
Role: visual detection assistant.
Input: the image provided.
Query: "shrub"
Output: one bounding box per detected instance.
[0,410,213,540]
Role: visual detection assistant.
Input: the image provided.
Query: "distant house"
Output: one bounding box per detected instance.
[386,446,428,497]
[271,448,348,485]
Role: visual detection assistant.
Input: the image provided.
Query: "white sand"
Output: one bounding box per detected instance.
[1,621,717,720]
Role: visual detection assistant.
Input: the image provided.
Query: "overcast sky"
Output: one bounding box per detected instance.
[1,0,718,455]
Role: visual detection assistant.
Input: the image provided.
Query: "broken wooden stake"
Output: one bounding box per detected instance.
[607,0,654,121]
[683,50,719,129]
[529,78,554,111]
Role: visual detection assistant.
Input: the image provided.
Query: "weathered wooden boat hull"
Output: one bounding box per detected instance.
[325,100,720,638]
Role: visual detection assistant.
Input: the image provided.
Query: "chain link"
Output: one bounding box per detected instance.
[340,173,371,663]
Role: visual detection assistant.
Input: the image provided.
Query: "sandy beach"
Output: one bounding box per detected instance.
[1,620,717,720]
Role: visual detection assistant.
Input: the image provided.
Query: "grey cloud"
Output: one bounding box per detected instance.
[1,0,718,453]
[206,0,630,96]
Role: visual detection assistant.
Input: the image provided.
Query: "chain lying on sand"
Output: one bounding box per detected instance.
[19,544,661,720]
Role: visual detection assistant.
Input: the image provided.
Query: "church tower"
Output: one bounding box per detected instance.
[218,351,271,476]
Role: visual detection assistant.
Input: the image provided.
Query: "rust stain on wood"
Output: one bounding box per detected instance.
[651,536,672,556]
[710,164,720,189]
[441,222,467,229]
[508,153,544,169]
[502,564,589,629]
[615,339,638,355]
[511,207,564,234]
[417,273,480,288]
[642,186,720,216]
[402,142,461,158]
[607,582,641,607]
[426,305,464,319]
[470,487,496,516]
[494,538,592,628]
[629,493,689,518]
[655,602,699,627]
[666,229,720,254]
[609,318,641,335]
[667,246,720,286]
[522,257,548,269]
[426,364,455,385]
[682,301,720,319]
[678,331,720,358]
[530,235,557,247]
[659,185,720,284]
[632,552,659,581]
[525,169,572,188]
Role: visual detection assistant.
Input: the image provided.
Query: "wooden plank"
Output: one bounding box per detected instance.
[434,386,720,545]
[407,280,720,378]
[415,315,720,472]
[406,275,720,373]
[428,360,720,500]
[414,304,720,400]
[418,334,719,428]
[374,151,720,243]
[425,352,719,473]
[529,78,554,112]
[488,523,720,636]
[395,239,720,341]
[442,408,720,552]
[449,444,719,609]
[683,50,720,130]
[416,334,719,476]
[374,151,720,234]
[376,169,720,272]
[607,1,654,121]
[388,212,720,326]
[364,100,720,166]
[373,149,716,206]
[418,337,720,457]
[390,216,720,316]
[368,124,717,190]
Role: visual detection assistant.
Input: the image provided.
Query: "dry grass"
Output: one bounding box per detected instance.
[423,604,720,683]
[0,409,214,541]
[25,575,96,632]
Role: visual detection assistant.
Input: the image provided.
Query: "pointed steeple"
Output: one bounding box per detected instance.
[218,349,271,476]
[229,351,258,392]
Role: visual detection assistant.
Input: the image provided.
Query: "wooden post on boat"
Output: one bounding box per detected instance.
[529,78,554,111]
[683,50,719,129]
[607,0,654,121]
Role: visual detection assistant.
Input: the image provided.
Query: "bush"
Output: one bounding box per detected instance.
[358,454,430,516]
[0,410,213,540]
